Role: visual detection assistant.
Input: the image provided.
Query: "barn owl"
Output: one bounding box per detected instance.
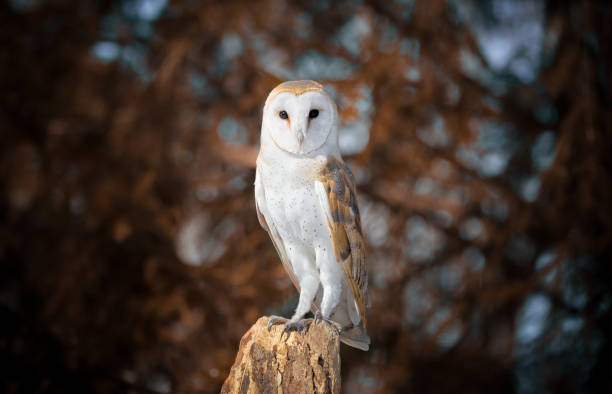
[254,80,370,351]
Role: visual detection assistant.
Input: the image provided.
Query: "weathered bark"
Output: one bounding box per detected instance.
[221,316,341,394]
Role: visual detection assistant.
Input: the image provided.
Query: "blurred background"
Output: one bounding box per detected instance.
[1,0,611,393]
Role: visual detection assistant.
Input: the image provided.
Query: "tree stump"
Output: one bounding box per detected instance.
[221,316,341,394]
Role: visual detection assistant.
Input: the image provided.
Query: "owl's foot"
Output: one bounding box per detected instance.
[280,318,313,340]
[267,315,289,331]
[313,311,342,333]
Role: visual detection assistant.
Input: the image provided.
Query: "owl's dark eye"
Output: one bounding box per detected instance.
[279,110,288,120]
[309,109,319,119]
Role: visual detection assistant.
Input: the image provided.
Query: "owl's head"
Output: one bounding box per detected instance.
[261,80,338,156]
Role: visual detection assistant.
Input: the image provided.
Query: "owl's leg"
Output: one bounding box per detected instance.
[279,274,318,338]
[289,273,319,322]
[316,246,344,322]
[279,243,320,337]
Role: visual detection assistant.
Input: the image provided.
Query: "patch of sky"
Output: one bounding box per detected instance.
[339,85,373,155]
[379,24,399,54]
[405,67,420,82]
[354,367,383,393]
[515,293,551,345]
[561,257,590,310]
[460,49,510,95]
[439,263,461,293]
[445,82,461,105]
[196,185,218,202]
[196,238,225,265]
[517,175,541,203]
[459,217,483,240]
[175,215,228,266]
[217,117,247,146]
[403,216,446,263]
[548,313,600,367]
[481,152,512,178]
[294,50,358,80]
[215,218,237,240]
[531,131,556,171]
[133,20,155,40]
[226,175,248,193]
[400,38,420,60]
[481,197,508,221]
[561,316,584,335]
[424,306,463,349]
[477,120,512,150]
[361,199,390,247]
[250,34,291,79]
[339,119,370,155]
[413,177,440,197]
[323,84,338,101]
[92,41,121,62]
[460,0,546,84]
[513,296,602,394]
[482,95,503,112]
[464,246,486,272]
[535,249,557,286]
[189,71,217,101]
[457,120,516,178]
[220,33,244,60]
[209,34,243,79]
[403,279,435,325]
[122,0,167,21]
[335,14,371,56]
[393,0,416,20]
[513,361,545,394]
[417,113,450,148]
[311,0,330,12]
[121,42,155,83]
[294,13,313,39]
[432,210,453,228]
[456,146,504,178]
[533,104,558,125]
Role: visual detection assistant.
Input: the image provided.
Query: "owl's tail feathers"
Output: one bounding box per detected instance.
[339,320,370,351]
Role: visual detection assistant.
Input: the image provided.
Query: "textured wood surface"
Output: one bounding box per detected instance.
[221,317,341,394]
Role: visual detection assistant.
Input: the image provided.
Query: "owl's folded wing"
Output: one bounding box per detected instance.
[254,170,301,292]
[315,157,368,327]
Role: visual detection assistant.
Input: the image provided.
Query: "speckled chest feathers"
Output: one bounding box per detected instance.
[257,152,329,251]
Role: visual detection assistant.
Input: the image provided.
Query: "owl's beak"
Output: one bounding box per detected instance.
[295,130,305,147]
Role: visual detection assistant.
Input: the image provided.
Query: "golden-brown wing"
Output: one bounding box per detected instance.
[316,157,368,327]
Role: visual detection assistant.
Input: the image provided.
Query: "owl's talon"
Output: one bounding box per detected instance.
[315,315,342,334]
[280,319,313,339]
[314,310,322,323]
[267,315,288,331]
